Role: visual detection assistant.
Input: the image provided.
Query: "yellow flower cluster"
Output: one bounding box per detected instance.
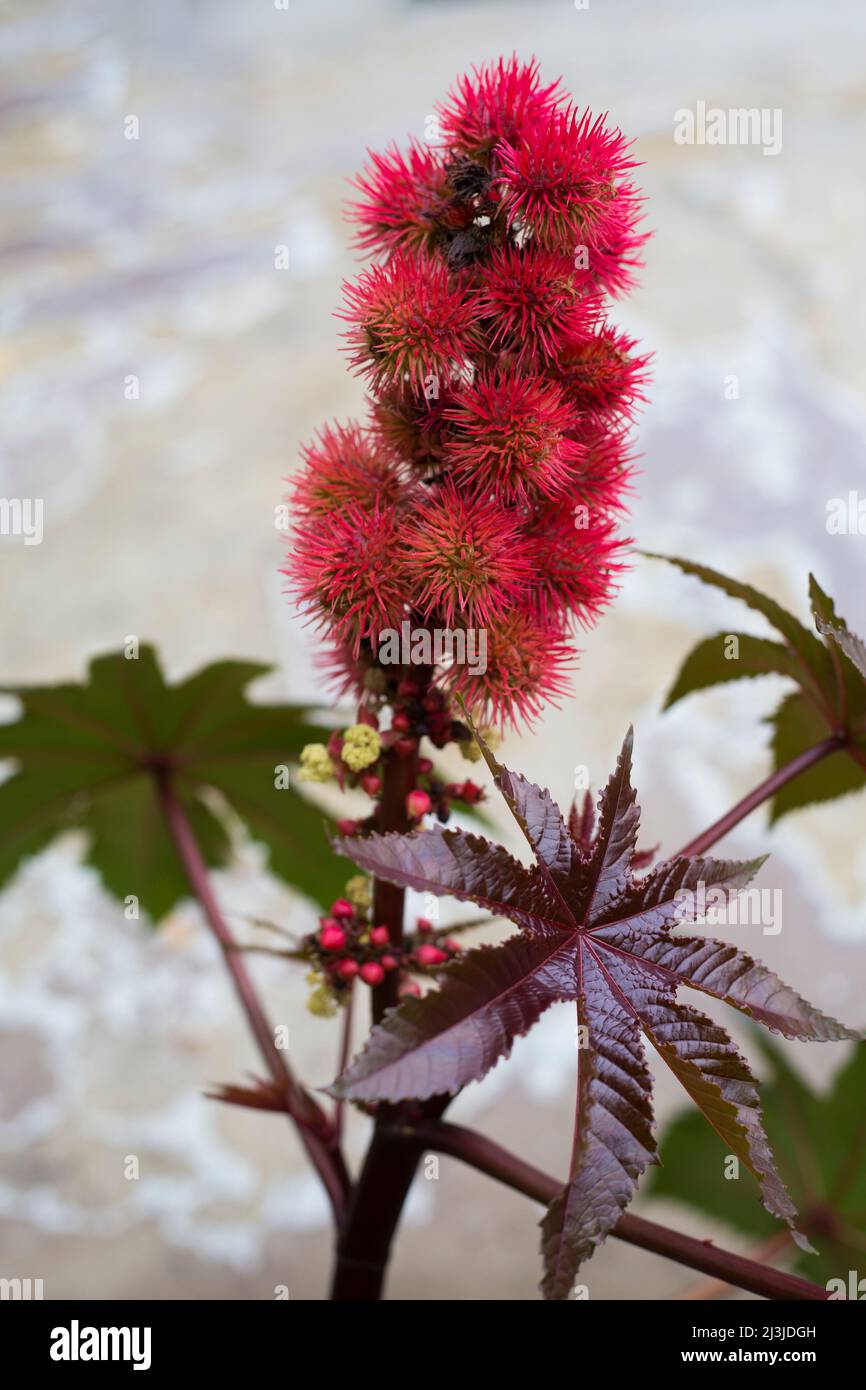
[341,723,381,771]
[344,874,372,910]
[298,743,335,783]
[306,974,339,1018]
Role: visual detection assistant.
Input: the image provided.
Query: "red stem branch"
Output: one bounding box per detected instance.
[156,773,351,1223]
[333,983,354,1144]
[676,733,846,859]
[370,743,417,1022]
[399,1121,828,1301]
[331,735,452,1299]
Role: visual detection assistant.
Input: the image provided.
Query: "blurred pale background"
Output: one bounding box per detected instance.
[1,0,865,1299]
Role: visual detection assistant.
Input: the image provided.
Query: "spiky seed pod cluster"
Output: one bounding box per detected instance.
[287,55,648,727]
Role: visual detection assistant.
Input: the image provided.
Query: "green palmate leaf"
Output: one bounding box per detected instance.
[82,777,230,915]
[648,555,866,819]
[0,647,343,917]
[649,1035,866,1286]
[768,692,866,821]
[664,633,802,708]
[332,728,857,1298]
[645,553,834,695]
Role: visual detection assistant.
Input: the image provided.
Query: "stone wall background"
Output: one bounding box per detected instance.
[1,0,864,1299]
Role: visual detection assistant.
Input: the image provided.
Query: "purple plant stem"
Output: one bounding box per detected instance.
[399,1121,828,1301]
[331,736,452,1300]
[157,774,351,1223]
[334,982,355,1143]
[676,734,845,859]
[370,740,417,1022]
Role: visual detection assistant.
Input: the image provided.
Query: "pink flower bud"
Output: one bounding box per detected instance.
[406,789,432,819]
[415,943,448,967]
[320,925,347,952]
[360,962,385,986]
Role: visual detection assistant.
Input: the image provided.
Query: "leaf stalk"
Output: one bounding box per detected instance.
[396,1120,829,1301]
[156,772,351,1223]
[677,734,846,858]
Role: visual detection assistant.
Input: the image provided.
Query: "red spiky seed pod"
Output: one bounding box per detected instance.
[339,251,480,395]
[567,417,636,514]
[290,423,405,521]
[348,140,453,255]
[496,106,640,256]
[444,371,582,505]
[404,482,532,623]
[553,324,650,418]
[446,607,575,728]
[524,506,627,625]
[286,502,411,656]
[369,926,390,947]
[336,959,359,981]
[369,384,456,474]
[580,206,650,298]
[331,899,355,920]
[473,245,600,369]
[435,55,563,161]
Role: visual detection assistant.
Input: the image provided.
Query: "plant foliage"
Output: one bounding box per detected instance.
[0,647,342,916]
[648,556,866,819]
[332,723,856,1297]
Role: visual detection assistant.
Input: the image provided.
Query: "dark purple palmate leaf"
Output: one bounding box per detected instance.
[332,727,858,1299]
